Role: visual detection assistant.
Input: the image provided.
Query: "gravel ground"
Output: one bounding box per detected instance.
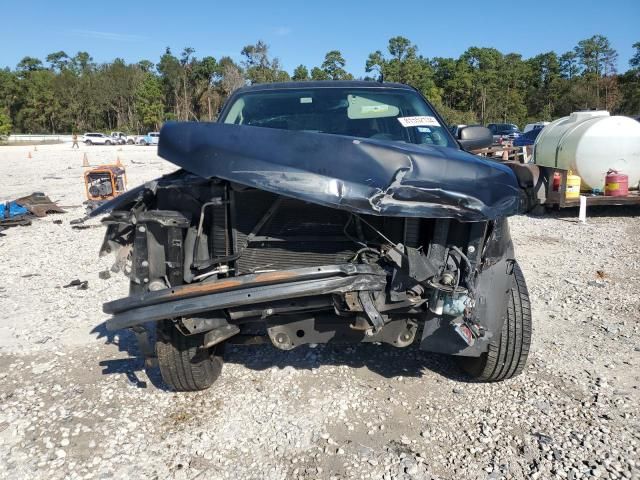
[0,143,638,480]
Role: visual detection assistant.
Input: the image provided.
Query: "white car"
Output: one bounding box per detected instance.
[83,133,115,145]
[110,132,135,145]
[137,132,160,146]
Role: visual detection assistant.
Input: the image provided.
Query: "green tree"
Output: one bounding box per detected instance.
[431,56,474,114]
[136,73,164,130]
[15,68,57,132]
[575,35,618,76]
[495,53,528,125]
[2,35,639,134]
[320,50,353,80]
[46,51,70,71]
[617,42,640,115]
[158,47,187,120]
[241,41,290,84]
[137,60,155,72]
[17,57,43,71]
[99,58,147,129]
[630,41,640,69]
[574,35,618,108]
[71,51,94,73]
[0,109,11,137]
[310,66,329,81]
[216,56,245,99]
[459,47,502,124]
[0,68,18,118]
[292,65,309,81]
[526,52,562,120]
[366,37,440,103]
[559,51,579,79]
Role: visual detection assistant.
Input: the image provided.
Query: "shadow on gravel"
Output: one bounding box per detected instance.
[91,323,477,389]
[91,322,168,391]
[224,342,474,383]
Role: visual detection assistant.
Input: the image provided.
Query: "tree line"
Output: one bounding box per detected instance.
[0,34,638,136]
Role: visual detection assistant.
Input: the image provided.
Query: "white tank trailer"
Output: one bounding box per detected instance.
[534,111,640,190]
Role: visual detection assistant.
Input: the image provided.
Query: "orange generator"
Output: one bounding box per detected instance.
[84,164,127,203]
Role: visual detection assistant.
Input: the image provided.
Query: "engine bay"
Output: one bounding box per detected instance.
[98,172,515,358]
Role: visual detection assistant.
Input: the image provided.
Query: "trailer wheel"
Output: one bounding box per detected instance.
[156,322,224,392]
[457,262,532,381]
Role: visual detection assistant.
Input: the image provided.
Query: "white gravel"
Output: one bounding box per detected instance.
[0,143,638,480]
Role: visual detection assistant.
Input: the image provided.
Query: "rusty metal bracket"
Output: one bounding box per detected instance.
[358,291,385,335]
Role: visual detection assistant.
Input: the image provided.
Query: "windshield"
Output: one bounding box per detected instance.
[220,87,456,148]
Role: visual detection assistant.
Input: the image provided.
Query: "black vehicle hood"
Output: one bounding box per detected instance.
[152,122,521,221]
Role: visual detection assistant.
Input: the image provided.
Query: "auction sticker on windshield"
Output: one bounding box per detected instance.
[397,116,441,128]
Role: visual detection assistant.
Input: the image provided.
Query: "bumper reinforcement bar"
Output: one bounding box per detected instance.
[104,264,387,332]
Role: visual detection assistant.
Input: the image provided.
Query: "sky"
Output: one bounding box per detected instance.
[1,0,638,76]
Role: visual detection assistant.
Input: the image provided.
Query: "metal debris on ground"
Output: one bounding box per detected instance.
[0,192,64,229]
[63,279,89,289]
[15,192,65,217]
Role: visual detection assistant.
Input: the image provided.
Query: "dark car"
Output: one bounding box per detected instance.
[487,123,521,143]
[513,127,543,147]
[93,81,531,391]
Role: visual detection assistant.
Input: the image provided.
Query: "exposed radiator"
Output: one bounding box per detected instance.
[226,189,411,274]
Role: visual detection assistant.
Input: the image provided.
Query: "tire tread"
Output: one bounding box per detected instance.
[457,262,532,382]
[156,322,224,392]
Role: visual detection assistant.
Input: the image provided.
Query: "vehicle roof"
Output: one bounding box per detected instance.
[233,80,415,94]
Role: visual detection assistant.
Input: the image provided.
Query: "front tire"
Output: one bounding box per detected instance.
[156,323,224,391]
[457,262,532,381]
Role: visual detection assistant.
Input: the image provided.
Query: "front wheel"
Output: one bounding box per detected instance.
[85,140,92,145]
[156,322,225,391]
[127,139,134,145]
[457,262,532,381]
[140,140,147,146]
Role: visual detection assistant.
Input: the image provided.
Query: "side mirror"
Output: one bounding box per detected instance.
[458,126,493,151]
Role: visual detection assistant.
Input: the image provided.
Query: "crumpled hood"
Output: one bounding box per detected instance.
[152,122,521,221]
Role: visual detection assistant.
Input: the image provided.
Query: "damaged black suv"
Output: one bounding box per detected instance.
[94,81,531,391]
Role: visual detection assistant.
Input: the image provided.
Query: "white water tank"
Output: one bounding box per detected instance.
[534,111,640,190]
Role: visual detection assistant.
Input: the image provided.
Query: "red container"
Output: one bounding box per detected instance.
[604,169,629,197]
